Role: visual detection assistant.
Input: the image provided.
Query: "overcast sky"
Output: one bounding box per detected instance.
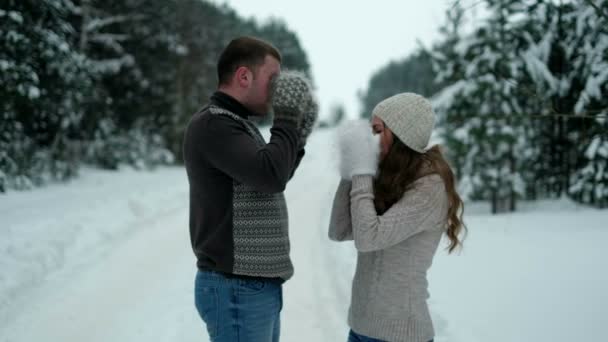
[212,0,465,119]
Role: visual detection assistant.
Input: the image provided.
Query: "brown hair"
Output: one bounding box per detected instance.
[373,137,466,253]
[217,36,281,86]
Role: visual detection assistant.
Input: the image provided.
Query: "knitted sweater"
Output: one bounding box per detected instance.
[328,174,448,342]
[183,92,304,281]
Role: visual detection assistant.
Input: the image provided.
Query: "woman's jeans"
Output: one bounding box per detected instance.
[348,329,434,342]
[195,270,283,342]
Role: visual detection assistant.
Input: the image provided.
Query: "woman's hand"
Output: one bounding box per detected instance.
[337,119,381,180]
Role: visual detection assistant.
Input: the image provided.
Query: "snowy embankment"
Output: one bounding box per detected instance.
[1,128,607,342]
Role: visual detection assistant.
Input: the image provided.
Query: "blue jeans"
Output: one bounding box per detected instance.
[195,270,283,342]
[348,329,433,342]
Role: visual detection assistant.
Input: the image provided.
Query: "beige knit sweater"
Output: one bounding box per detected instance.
[328,174,448,342]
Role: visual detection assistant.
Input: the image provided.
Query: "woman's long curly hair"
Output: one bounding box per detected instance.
[373,137,466,253]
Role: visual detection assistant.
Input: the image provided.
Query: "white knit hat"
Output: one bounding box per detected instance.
[372,92,435,153]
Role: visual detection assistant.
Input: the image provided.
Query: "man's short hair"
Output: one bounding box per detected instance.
[217,36,281,86]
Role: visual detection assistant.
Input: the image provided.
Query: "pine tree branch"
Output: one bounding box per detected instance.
[89,33,130,43]
[583,0,608,21]
[85,14,145,33]
[482,68,608,118]
[85,15,130,33]
[449,0,486,11]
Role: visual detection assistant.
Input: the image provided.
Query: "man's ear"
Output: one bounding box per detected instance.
[235,66,252,88]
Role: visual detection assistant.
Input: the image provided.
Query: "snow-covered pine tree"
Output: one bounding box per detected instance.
[433,0,531,213]
[71,0,140,133]
[567,1,608,207]
[430,3,470,191]
[70,0,169,169]
[508,1,567,200]
[517,0,608,207]
[0,0,92,190]
[360,49,440,120]
[171,0,245,154]
[433,0,607,209]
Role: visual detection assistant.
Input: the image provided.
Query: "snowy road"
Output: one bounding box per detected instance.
[1,169,201,341]
[0,130,356,342]
[2,129,607,342]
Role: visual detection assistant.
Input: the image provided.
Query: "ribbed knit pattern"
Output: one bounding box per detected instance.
[372,93,435,153]
[209,105,294,280]
[329,174,448,342]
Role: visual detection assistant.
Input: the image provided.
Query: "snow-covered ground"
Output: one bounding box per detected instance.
[1,128,607,342]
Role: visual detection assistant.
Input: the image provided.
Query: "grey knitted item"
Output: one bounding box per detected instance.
[329,175,449,342]
[297,94,319,145]
[372,93,435,153]
[271,71,314,125]
[209,105,294,280]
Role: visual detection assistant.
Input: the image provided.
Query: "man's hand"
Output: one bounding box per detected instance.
[271,71,315,126]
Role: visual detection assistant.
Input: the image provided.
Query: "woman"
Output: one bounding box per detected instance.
[329,93,465,342]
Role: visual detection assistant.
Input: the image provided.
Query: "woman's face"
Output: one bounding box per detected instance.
[371,116,393,160]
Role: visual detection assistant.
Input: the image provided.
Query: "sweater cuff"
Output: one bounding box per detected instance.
[351,175,374,194]
[270,118,299,137]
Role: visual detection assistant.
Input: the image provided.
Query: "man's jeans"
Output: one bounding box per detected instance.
[348,329,434,342]
[195,270,283,342]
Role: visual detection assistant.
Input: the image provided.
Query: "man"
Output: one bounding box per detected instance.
[183,36,317,342]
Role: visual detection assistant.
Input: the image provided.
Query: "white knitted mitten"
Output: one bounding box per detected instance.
[337,119,381,179]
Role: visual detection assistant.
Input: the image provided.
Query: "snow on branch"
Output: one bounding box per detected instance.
[85,15,136,33]
[90,55,135,74]
[89,32,129,43]
[88,33,130,53]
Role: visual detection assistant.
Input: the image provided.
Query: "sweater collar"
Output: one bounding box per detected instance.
[210,91,253,119]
